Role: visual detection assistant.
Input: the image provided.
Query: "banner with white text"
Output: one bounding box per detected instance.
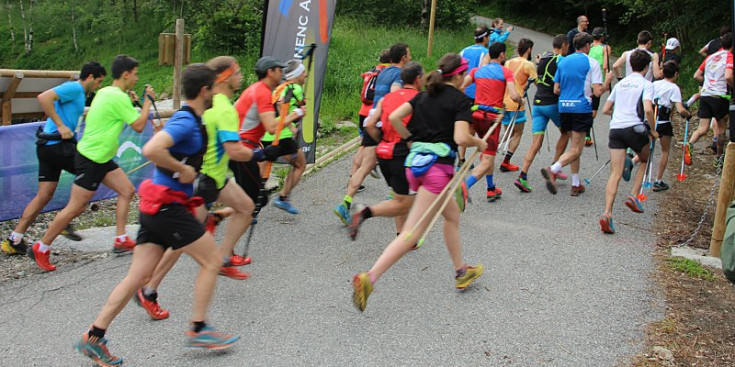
[262,0,337,163]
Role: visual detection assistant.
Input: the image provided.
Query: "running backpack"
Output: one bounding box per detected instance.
[360,66,381,104]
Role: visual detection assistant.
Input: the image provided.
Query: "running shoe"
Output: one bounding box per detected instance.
[27,242,56,271]
[514,178,533,193]
[229,254,251,266]
[456,264,484,290]
[333,203,352,225]
[205,212,224,234]
[347,210,365,241]
[386,191,395,201]
[112,237,136,254]
[585,137,594,147]
[455,181,468,212]
[623,154,633,182]
[1,237,27,256]
[554,171,569,180]
[599,213,615,234]
[133,289,170,320]
[486,187,502,202]
[652,181,669,192]
[540,166,558,195]
[219,266,249,280]
[186,326,240,350]
[352,272,374,312]
[499,162,519,172]
[456,159,466,172]
[273,196,300,214]
[370,167,381,179]
[684,142,692,165]
[570,184,586,197]
[74,333,124,366]
[356,185,366,193]
[624,195,645,213]
[61,225,83,241]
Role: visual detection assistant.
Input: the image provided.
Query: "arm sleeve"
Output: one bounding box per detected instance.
[118,92,141,125]
[527,62,538,80]
[642,82,654,102]
[454,94,474,124]
[671,86,682,104]
[163,115,193,144]
[727,53,734,69]
[698,58,707,72]
[54,82,81,103]
[218,110,241,143]
[589,59,603,84]
[504,67,515,83]
[257,87,275,114]
[469,68,477,82]
[607,85,617,103]
[498,31,510,43]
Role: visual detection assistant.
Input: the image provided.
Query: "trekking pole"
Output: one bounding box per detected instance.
[677,117,690,181]
[583,159,611,185]
[638,101,660,201]
[591,122,599,161]
[412,120,503,248]
[498,110,517,155]
[404,113,504,245]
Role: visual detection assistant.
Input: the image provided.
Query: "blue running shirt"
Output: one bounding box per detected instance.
[554,52,602,113]
[460,44,489,99]
[42,81,86,145]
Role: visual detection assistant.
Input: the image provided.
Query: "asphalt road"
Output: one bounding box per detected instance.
[0,22,664,367]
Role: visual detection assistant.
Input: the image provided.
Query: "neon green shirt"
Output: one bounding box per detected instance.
[77,86,139,163]
[589,44,605,71]
[262,83,304,142]
[201,94,241,189]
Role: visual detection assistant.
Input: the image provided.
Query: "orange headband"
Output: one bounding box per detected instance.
[216,62,240,84]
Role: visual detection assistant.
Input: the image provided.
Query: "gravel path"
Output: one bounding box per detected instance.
[0,22,664,367]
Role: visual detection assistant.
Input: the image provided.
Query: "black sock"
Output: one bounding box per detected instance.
[361,207,373,220]
[89,325,106,340]
[279,195,288,201]
[504,151,513,163]
[192,321,207,333]
[143,291,158,302]
[519,171,527,180]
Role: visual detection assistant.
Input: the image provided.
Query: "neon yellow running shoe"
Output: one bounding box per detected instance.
[456,264,484,289]
[352,272,373,312]
[1,238,27,256]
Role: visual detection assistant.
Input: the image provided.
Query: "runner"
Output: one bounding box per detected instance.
[27,55,157,271]
[514,35,571,193]
[612,30,663,81]
[659,37,682,65]
[652,61,691,192]
[352,53,486,312]
[699,26,731,57]
[262,59,309,214]
[565,15,589,56]
[334,43,411,225]
[1,62,106,256]
[460,42,521,201]
[352,50,390,193]
[347,62,423,240]
[230,56,304,218]
[133,57,283,321]
[685,32,733,162]
[498,38,537,173]
[457,26,491,168]
[74,65,239,366]
[489,18,513,45]
[598,50,657,234]
[541,32,613,196]
[586,27,612,147]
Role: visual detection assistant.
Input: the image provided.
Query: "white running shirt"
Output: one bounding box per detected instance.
[652,79,682,123]
[625,48,654,81]
[608,73,654,129]
[699,49,734,97]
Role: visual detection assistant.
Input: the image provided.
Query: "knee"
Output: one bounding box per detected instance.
[234,198,255,215]
[203,252,223,272]
[119,185,135,201]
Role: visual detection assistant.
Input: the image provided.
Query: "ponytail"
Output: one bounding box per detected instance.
[425,53,466,95]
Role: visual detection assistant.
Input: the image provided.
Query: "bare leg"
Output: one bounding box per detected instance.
[507,122,525,157]
[181,233,224,322]
[656,135,672,181]
[368,194,414,218]
[14,181,58,234]
[521,134,544,173]
[554,131,571,162]
[688,117,711,145]
[100,168,136,236]
[557,131,585,168]
[40,184,95,245]
[604,149,626,214]
[440,192,464,270]
[280,151,306,197]
[346,147,377,197]
[631,144,650,197]
[217,179,254,257]
[469,154,496,182]
[351,146,364,176]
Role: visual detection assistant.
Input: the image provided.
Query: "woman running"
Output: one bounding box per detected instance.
[352,53,487,312]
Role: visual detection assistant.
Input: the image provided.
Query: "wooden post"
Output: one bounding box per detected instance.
[173,18,184,109]
[711,143,735,257]
[1,72,23,125]
[427,0,437,57]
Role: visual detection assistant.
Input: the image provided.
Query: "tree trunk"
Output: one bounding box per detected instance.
[133,0,137,21]
[6,0,14,43]
[18,0,27,51]
[27,0,33,51]
[421,0,429,28]
[71,0,78,52]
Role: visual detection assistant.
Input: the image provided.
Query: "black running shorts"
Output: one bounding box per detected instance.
[73,153,119,191]
[229,159,262,203]
[262,137,299,157]
[656,122,674,137]
[193,174,222,206]
[608,125,650,153]
[378,156,411,196]
[560,112,594,133]
[698,96,729,121]
[137,204,205,250]
[37,143,76,182]
[360,115,379,147]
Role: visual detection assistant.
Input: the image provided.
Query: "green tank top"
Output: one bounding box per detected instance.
[589,44,604,70]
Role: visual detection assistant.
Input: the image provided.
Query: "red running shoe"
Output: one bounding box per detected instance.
[229,254,251,266]
[499,161,520,172]
[205,212,224,234]
[112,237,136,254]
[219,266,249,280]
[486,187,503,202]
[27,242,56,271]
[133,289,170,320]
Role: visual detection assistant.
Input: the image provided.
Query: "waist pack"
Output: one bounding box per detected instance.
[36,126,77,157]
[408,153,438,178]
[657,105,672,121]
[721,200,735,283]
[376,140,396,160]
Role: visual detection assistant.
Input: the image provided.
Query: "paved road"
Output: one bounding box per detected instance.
[0,23,664,367]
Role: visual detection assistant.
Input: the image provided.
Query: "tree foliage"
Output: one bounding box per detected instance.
[337,0,477,30]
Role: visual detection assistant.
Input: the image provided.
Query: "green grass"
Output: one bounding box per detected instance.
[665,257,716,281]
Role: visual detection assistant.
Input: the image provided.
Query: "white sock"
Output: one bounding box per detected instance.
[550,162,563,173]
[142,286,156,296]
[115,234,129,242]
[10,232,24,244]
[572,174,580,186]
[37,242,50,253]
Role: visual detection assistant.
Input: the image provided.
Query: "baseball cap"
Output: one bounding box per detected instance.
[255,56,288,74]
[665,38,680,50]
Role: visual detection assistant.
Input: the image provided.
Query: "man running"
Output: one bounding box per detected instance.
[263,59,309,214]
[514,35,570,192]
[28,55,156,271]
[74,64,239,366]
[612,30,663,81]
[565,15,589,55]
[348,62,423,239]
[685,32,733,162]
[652,61,691,191]
[334,43,411,225]
[457,26,490,167]
[489,18,513,45]
[586,27,612,147]
[461,42,521,201]
[1,62,106,256]
[498,38,537,173]
[541,32,612,196]
[598,50,657,234]
[660,38,682,65]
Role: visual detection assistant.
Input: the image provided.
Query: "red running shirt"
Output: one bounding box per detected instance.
[234,81,275,148]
